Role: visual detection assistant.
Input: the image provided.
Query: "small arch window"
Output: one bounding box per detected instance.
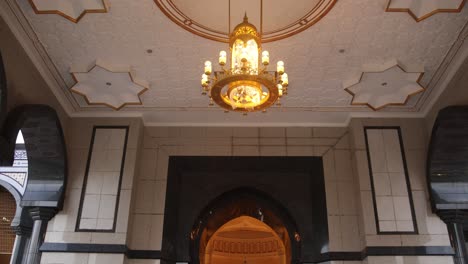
[0,131,28,194]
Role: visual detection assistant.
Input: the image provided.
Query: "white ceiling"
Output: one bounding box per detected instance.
[1,0,468,126]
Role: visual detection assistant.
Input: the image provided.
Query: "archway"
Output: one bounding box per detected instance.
[203,216,286,264]
[190,188,300,264]
[0,186,17,263]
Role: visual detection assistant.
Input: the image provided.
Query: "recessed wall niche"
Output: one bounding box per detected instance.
[76,126,129,232]
[364,127,418,234]
[161,156,328,264]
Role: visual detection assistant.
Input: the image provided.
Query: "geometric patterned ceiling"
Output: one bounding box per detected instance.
[1,0,468,124]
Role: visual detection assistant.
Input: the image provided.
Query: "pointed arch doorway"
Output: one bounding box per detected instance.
[203,216,287,264]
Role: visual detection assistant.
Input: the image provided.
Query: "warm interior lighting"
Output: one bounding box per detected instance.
[201,74,208,87]
[203,216,287,264]
[262,50,270,65]
[219,51,227,66]
[281,73,288,86]
[278,84,283,96]
[200,14,289,113]
[204,61,212,75]
[277,61,284,75]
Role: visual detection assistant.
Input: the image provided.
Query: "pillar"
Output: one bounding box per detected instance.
[10,225,31,264]
[439,210,468,264]
[24,207,56,264]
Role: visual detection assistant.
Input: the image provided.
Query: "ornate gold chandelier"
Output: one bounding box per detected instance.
[201,15,289,113]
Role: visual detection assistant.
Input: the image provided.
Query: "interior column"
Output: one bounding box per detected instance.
[10,225,31,264]
[24,207,56,264]
[439,211,468,264]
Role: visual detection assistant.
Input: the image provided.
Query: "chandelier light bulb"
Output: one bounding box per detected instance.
[219,51,227,66]
[201,73,208,86]
[262,51,270,65]
[204,61,212,75]
[281,73,289,86]
[277,61,284,75]
[241,48,248,62]
[278,83,283,97]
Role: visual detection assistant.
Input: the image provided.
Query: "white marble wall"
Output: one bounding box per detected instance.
[128,126,363,255]
[41,252,125,264]
[41,118,143,264]
[41,119,454,264]
[78,128,127,231]
[349,119,451,249]
[365,128,415,233]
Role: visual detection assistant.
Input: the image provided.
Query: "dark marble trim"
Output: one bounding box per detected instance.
[363,126,419,235]
[40,243,454,261]
[75,126,129,233]
[40,243,162,259]
[126,250,162,259]
[365,246,454,256]
[40,243,127,254]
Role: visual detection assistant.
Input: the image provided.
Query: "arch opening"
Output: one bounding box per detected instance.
[203,216,287,264]
[0,130,28,195]
[191,188,299,264]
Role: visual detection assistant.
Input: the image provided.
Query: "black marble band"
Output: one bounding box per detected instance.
[40,243,127,254]
[40,243,454,261]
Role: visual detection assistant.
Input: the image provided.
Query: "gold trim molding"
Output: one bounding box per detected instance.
[28,0,107,23]
[386,0,466,22]
[344,62,425,111]
[153,0,337,43]
[70,61,149,110]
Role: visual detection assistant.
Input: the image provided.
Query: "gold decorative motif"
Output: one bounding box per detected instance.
[154,0,337,43]
[229,15,262,48]
[28,0,107,23]
[201,16,288,113]
[70,61,149,110]
[386,0,466,22]
[209,73,280,112]
[344,63,425,111]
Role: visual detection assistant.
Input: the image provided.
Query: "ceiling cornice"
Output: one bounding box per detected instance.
[419,23,468,117]
[415,19,468,113]
[0,0,76,116]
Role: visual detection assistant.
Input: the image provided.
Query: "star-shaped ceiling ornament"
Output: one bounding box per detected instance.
[28,0,107,23]
[343,60,425,111]
[386,0,466,22]
[70,60,149,110]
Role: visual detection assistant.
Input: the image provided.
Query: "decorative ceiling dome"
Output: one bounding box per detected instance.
[153,0,337,42]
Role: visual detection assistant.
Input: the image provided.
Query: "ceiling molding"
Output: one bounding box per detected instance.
[0,0,76,115]
[386,0,466,22]
[417,21,468,115]
[420,41,468,118]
